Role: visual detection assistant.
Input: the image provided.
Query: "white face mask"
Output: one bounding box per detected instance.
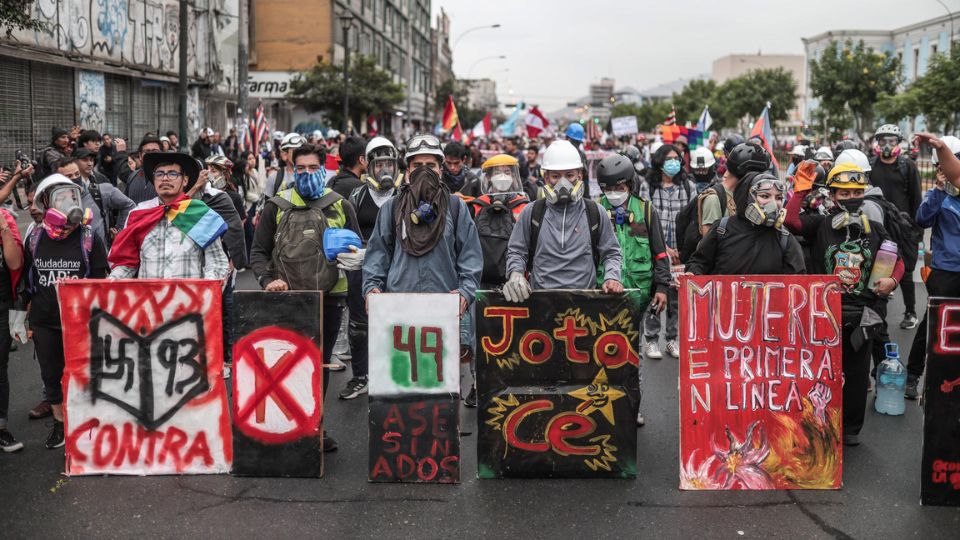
[604,190,629,207]
[490,173,514,192]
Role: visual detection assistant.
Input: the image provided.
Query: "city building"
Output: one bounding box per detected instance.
[711,53,806,130]
[431,8,454,124]
[589,78,615,107]
[0,0,241,163]
[457,78,498,111]
[802,12,960,130]
[250,0,435,135]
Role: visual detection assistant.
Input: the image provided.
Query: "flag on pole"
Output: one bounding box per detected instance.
[367,115,378,136]
[664,106,677,126]
[471,112,492,139]
[696,105,713,132]
[251,102,269,155]
[525,106,550,138]
[500,101,524,137]
[585,119,602,142]
[441,95,459,132]
[750,102,779,170]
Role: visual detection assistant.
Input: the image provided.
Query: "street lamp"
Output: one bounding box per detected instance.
[452,24,501,57]
[934,0,955,55]
[467,55,506,78]
[338,11,355,133]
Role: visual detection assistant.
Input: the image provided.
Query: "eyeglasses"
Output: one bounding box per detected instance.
[154,171,184,180]
[406,135,441,152]
[295,164,322,173]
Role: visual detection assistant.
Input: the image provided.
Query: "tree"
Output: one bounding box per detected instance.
[671,79,718,127]
[808,39,901,141]
[910,42,960,133]
[710,68,797,134]
[1,1,44,37]
[288,55,405,131]
[433,78,486,131]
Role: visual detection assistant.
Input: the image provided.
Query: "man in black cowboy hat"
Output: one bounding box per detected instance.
[109,152,229,281]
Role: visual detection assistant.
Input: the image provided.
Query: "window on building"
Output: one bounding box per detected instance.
[932,43,939,56]
[131,84,159,138]
[913,47,920,80]
[0,56,32,167]
[104,74,130,138]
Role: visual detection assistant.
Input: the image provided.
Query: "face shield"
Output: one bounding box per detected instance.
[481,163,522,194]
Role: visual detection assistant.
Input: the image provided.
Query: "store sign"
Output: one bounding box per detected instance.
[248,72,296,99]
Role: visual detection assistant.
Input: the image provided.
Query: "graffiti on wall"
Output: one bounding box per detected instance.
[77,70,105,133]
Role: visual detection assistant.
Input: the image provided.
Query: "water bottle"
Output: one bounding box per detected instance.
[875,343,906,415]
[868,240,898,292]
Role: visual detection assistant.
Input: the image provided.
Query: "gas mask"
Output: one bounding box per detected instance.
[878,141,901,159]
[43,185,91,239]
[744,200,782,227]
[410,200,436,224]
[295,169,327,200]
[368,159,397,191]
[544,177,584,205]
[608,206,634,225]
[604,190,629,207]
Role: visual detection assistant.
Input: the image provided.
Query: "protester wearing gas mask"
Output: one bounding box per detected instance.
[687,172,804,276]
[785,162,904,446]
[337,137,402,401]
[362,132,482,336]
[503,140,623,303]
[14,175,109,450]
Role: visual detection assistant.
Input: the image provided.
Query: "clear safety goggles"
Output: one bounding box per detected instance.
[406,134,442,152]
[828,170,868,187]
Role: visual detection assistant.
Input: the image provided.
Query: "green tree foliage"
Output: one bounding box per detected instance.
[808,40,901,140]
[711,68,797,133]
[288,56,405,130]
[910,42,960,133]
[671,79,717,126]
[0,1,45,37]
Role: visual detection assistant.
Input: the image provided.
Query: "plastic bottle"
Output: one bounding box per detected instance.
[868,240,898,291]
[875,343,906,415]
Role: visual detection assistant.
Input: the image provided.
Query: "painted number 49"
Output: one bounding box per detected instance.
[393,326,443,383]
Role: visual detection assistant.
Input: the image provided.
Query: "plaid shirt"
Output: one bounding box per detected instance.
[110,204,230,280]
[639,179,696,249]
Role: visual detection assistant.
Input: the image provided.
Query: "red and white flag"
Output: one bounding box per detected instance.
[471,112,492,139]
[525,106,550,138]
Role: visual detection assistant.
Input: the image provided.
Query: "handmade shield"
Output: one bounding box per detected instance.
[476,290,645,479]
[231,291,324,477]
[678,275,843,490]
[58,279,231,475]
[921,297,960,506]
[367,293,460,483]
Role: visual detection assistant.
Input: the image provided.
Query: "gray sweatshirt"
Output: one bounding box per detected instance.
[506,198,622,290]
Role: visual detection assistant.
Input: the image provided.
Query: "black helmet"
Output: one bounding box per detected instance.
[814,162,827,187]
[833,139,857,157]
[722,134,745,156]
[726,141,771,178]
[620,145,641,164]
[597,154,635,189]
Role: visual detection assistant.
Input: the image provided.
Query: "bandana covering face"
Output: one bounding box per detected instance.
[295,169,327,200]
[395,167,449,256]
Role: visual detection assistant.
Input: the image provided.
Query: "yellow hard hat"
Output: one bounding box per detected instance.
[826,162,868,190]
[482,154,519,169]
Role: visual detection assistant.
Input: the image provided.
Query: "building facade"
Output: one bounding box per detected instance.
[0,0,241,166]
[458,78,497,111]
[711,53,806,129]
[250,0,434,136]
[802,13,960,129]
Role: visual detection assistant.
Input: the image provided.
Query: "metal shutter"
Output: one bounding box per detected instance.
[131,83,159,138]
[158,86,179,137]
[31,62,75,154]
[104,74,131,139]
[0,56,32,168]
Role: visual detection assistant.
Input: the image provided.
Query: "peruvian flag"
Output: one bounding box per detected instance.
[525,106,550,138]
[367,115,378,136]
[471,112,492,139]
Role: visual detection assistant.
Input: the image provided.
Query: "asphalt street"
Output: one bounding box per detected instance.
[0,211,958,538]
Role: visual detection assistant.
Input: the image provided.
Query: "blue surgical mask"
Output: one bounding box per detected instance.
[295,169,326,200]
[663,159,682,177]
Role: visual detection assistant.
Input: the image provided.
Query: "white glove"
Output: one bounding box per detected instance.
[502,272,532,303]
[336,246,366,271]
[9,310,28,344]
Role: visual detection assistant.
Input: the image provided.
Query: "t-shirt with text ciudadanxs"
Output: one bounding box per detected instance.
[24,227,109,328]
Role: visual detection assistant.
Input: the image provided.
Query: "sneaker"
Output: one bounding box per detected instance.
[45,421,65,449]
[636,410,645,427]
[0,429,24,452]
[905,376,920,400]
[322,433,338,453]
[842,433,860,447]
[900,312,919,330]
[28,401,52,420]
[645,341,663,360]
[666,340,680,358]
[464,385,477,408]
[338,376,368,400]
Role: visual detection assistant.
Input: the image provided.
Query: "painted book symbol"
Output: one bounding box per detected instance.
[89,310,209,430]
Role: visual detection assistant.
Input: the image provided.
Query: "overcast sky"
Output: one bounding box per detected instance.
[433,0,954,111]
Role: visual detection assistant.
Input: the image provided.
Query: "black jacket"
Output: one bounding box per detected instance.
[201,188,248,269]
[327,169,363,199]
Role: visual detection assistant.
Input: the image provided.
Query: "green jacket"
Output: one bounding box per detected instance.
[597,195,672,303]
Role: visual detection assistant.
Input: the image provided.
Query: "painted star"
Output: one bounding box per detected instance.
[568,368,625,426]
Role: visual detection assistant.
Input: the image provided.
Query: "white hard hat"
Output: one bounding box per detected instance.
[311,130,323,139]
[541,140,583,171]
[403,134,444,163]
[273,130,285,140]
[932,136,960,165]
[875,124,902,141]
[690,146,716,169]
[326,129,341,139]
[34,174,79,211]
[836,149,872,172]
[814,146,834,161]
[791,145,807,157]
[365,136,396,161]
[280,132,305,150]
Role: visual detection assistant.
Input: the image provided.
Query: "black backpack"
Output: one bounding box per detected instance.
[526,198,602,272]
[470,195,528,285]
[676,183,727,263]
